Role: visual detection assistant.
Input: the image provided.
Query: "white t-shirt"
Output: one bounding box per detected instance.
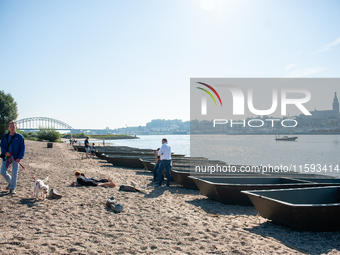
[158,143,171,160]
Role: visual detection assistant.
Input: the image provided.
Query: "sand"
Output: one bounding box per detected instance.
[0,140,339,255]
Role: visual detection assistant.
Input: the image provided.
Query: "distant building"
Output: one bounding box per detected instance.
[296,92,339,128]
[309,92,339,118]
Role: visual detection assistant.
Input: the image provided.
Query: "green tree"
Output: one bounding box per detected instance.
[0,90,18,136]
[37,127,61,142]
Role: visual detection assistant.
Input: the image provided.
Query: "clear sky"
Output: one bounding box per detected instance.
[0,0,339,129]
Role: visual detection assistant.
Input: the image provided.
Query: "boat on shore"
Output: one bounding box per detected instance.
[106,156,154,169]
[242,186,340,231]
[275,135,298,141]
[189,176,316,205]
[171,167,270,190]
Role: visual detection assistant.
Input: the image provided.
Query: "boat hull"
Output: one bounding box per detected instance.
[107,157,146,169]
[171,170,269,190]
[242,186,340,231]
[191,177,317,205]
[275,136,298,141]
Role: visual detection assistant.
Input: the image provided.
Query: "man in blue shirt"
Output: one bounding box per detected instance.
[0,121,25,195]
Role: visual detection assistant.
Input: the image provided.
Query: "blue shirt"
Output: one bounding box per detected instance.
[8,135,14,153]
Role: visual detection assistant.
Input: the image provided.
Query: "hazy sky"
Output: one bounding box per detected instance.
[1,0,339,129]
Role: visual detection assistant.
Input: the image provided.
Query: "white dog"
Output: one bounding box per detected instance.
[33,177,49,200]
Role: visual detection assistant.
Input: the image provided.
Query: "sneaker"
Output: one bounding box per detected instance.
[9,189,16,195]
[164,186,170,189]
[154,184,161,187]
[5,184,10,190]
[111,203,123,213]
[106,197,117,207]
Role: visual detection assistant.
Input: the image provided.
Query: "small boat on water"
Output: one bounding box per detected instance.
[242,186,340,231]
[275,135,298,141]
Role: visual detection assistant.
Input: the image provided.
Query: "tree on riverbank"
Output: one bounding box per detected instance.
[37,128,62,142]
[0,90,18,136]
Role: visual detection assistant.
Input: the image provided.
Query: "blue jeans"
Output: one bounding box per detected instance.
[157,160,171,186]
[1,160,19,190]
[153,161,161,181]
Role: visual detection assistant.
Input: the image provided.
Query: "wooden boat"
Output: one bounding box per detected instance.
[189,175,271,199]
[266,172,334,178]
[73,145,86,152]
[242,186,340,231]
[140,159,156,171]
[140,158,226,172]
[171,169,268,190]
[275,135,298,141]
[97,146,153,153]
[171,169,200,189]
[95,151,107,159]
[290,177,340,185]
[190,177,317,205]
[97,146,186,157]
[106,156,151,169]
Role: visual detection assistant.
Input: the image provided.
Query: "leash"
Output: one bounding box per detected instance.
[5,156,36,181]
[18,162,36,181]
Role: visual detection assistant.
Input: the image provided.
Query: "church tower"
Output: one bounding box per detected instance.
[333,92,339,115]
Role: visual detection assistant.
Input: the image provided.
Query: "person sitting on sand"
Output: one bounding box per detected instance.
[71,171,116,187]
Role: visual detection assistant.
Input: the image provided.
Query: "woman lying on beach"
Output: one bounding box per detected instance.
[71,171,116,187]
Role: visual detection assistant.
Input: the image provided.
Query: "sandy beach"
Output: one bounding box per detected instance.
[0,140,339,254]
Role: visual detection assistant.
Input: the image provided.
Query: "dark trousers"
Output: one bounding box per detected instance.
[153,161,161,181]
[92,178,109,183]
[157,160,171,186]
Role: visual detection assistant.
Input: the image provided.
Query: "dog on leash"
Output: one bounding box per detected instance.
[33,177,49,200]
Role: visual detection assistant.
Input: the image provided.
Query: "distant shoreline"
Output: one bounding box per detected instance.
[190,132,340,136]
[96,135,139,140]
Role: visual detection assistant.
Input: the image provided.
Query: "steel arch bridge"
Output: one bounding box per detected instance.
[16,117,73,130]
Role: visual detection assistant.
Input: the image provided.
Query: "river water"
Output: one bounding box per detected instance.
[103,134,340,177]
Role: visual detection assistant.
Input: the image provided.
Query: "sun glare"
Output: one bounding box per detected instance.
[199,0,239,14]
[199,0,216,11]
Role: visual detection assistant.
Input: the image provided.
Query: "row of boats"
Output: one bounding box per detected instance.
[73,144,340,231]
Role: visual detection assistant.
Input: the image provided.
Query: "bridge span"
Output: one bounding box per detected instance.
[16,117,73,130]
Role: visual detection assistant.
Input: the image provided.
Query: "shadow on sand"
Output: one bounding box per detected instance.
[245,221,340,255]
[186,197,258,216]
[19,198,38,208]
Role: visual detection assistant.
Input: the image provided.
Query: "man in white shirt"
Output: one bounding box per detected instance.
[155,138,171,188]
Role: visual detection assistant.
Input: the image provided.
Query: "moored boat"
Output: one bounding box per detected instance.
[171,168,268,190]
[289,177,340,185]
[242,186,340,231]
[275,135,298,141]
[106,156,152,169]
[190,176,317,205]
